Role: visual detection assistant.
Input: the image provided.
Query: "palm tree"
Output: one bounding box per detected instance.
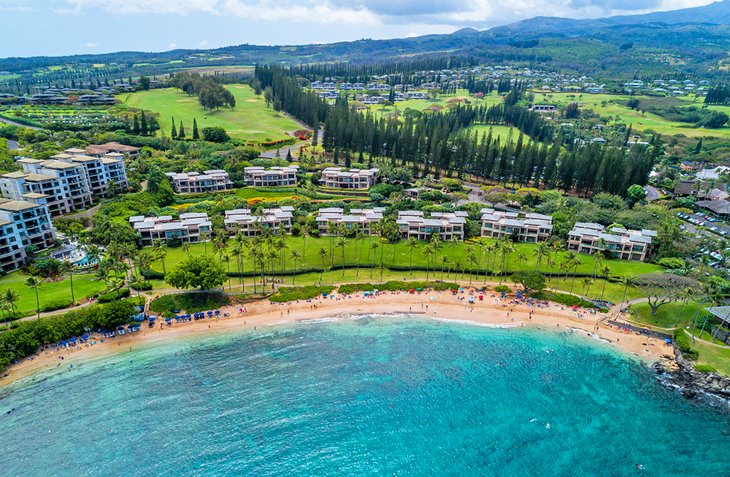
[369,242,379,279]
[581,277,593,298]
[182,241,191,257]
[336,236,348,276]
[326,221,338,262]
[673,287,694,328]
[599,265,611,301]
[533,242,549,272]
[290,250,301,284]
[153,240,168,275]
[3,289,19,316]
[467,249,478,284]
[61,261,76,305]
[318,247,328,284]
[200,232,210,255]
[355,231,366,277]
[440,255,449,280]
[483,242,496,284]
[423,244,435,280]
[248,247,261,294]
[591,249,605,280]
[406,237,418,276]
[25,276,43,319]
[222,254,231,289]
[569,255,582,294]
[499,240,514,284]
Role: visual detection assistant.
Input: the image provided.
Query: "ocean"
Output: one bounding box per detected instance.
[1,316,729,476]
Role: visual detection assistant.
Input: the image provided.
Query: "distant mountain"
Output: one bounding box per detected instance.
[490,0,730,36]
[1,1,730,83]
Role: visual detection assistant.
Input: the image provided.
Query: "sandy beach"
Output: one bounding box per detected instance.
[0,289,677,387]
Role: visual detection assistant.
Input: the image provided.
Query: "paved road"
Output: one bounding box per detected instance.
[6,139,19,150]
[645,185,661,202]
[0,116,41,130]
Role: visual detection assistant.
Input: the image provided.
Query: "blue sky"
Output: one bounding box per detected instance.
[0,0,715,58]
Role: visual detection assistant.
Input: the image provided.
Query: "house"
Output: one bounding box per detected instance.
[165,170,233,194]
[321,167,379,190]
[696,166,730,181]
[480,209,552,243]
[1,159,93,216]
[530,105,557,113]
[315,207,384,235]
[243,166,298,187]
[696,199,730,219]
[223,207,294,236]
[130,213,212,246]
[396,210,466,241]
[0,198,55,273]
[567,223,656,261]
[674,179,697,196]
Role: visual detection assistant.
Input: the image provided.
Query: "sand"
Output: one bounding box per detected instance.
[0,290,677,387]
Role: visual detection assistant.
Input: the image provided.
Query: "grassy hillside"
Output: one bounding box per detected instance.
[119,85,302,143]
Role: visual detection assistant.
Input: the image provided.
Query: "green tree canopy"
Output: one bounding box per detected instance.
[165,255,227,290]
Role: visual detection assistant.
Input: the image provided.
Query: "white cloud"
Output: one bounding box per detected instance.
[168,43,179,49]
[54,0,719,29]
[84,42,98,48]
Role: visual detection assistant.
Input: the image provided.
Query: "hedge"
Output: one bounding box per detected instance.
[97,288,130,303]
[337,281,459,294]
[269,286,333,302]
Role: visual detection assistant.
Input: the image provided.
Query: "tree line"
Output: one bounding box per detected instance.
[704,84,730,105]
[169,72,236,110]
[256,66,656,196]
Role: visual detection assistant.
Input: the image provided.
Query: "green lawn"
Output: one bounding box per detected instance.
[151,236,659,302]
[538,91,730,138]
[233,187,301,201]
[119,85,302,143]
[691,338,730,376]
[629,301,705,329]
[0,270,106,316]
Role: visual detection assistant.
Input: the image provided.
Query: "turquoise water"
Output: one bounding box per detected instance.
[1,316,729,476]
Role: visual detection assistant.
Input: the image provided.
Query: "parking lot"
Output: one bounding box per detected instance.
[676,211,730,238]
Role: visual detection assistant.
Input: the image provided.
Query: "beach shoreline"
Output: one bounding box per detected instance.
[0,290,677,388]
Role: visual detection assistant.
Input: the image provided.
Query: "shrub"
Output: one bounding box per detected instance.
[40,299,73,313]
[657,257,685,269]
[130,281,153,291]
[531,291,602,310]
[694,364,717,373]
[494,285,512,293]
[673,329,699,360]
[149,292,231,317]
[269,286,333,302]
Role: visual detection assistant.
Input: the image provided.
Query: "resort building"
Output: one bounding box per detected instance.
[165,170,234,194]
[315,207,384,235]
[1,159,93,216]
[223,206,294,236]
[396,210,466,241]
[321,167,379,190]
[480,209,553,243]
[51,150,129,197]
[567,222,657,261]
[130,213,212,246]
[243,166,298,187]
[0,198,56,273]
[84,142,140,157]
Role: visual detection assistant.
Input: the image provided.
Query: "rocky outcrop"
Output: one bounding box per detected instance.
[652,348,730,405]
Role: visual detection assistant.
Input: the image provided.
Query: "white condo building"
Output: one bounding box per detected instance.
[567,222,657,261]
[1,158,93,216]
[130,213,212,246]
[0,198,56,273]
[315,207,384,235]
[480,209,553,243]
[321,167,378,190]
[165,170,234,194]
[51,149,128,197]
[223,207,294,236]
[397,210,466,241]
[244,166,298,187]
